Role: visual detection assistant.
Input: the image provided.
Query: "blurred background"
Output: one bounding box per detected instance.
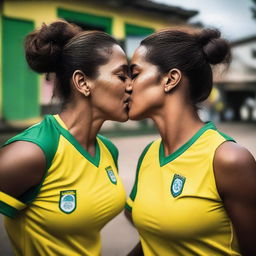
[0,0,255,255]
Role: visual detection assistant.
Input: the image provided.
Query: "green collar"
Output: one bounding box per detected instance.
[49,115,100,167]
[159,122,216,167]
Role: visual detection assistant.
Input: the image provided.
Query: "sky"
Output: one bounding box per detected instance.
[152,0,256,41]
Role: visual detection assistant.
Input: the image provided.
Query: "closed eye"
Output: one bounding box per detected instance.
[118,75,127,82]
[132,73,139,80]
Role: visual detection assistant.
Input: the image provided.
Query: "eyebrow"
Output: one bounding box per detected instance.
[115,64,129,73]
[130,64,138,72]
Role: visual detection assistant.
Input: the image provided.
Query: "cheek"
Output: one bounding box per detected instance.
[131,80,164,118]
[93,80,127,119]
[95,79,124,103]
[113,83,126,98]
[136,86,163,109]
[133,74,163,104]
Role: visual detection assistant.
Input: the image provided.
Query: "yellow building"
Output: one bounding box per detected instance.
[0,0,197,126]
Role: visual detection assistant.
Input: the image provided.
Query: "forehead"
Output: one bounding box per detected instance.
[96,44,128,75]
[131,46,147,63]
[105,44,127,67]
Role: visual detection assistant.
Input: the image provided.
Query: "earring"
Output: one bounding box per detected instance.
[84,91,90,97]
[165,86,170,93]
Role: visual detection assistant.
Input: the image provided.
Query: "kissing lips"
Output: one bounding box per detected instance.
[124,97,131,112]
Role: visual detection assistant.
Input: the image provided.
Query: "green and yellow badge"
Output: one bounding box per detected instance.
[59,190,76,214]
[171,174,186,198]
[105,166,117,185]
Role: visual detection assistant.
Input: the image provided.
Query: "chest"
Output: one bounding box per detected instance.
[132,155,229,239]
[23,140,126,233]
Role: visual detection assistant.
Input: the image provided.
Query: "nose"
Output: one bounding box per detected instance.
[125,81,133,94]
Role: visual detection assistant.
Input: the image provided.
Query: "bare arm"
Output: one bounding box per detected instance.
[0,141,45,198]
[214,141,256,256]
[124,209,144,256]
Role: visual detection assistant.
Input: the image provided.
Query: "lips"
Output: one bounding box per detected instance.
[124,97,131,111]
[124,97,130,104]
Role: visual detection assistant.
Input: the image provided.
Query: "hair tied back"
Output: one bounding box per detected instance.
[196,28,231,65]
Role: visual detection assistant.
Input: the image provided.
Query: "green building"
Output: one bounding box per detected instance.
[0,0,197,127]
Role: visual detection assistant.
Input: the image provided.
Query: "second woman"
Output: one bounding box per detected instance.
[126,28,256,256]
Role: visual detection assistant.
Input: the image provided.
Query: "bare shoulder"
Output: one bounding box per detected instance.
[213,141,256,198]
[214,142,256,255]
[0,141,46,198]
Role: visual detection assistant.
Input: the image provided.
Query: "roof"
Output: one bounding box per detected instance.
[101,0,198,20]
[231,35,256,47]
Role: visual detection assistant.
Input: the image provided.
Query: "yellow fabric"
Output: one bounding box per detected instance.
[4,116,126,256]
[126,197,134,209]
[128,128,240,256]
[0,192,26,210]
[54,114,68,129]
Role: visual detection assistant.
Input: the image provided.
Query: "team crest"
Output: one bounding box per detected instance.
[59,190,76,214]
[171,174,186,198]
[105,166,117,185]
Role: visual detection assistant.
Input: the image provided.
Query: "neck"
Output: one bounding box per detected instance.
[59,100,104,155]
[152,97,204,156]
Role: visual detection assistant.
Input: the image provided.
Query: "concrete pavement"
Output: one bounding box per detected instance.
[0,122,255,256]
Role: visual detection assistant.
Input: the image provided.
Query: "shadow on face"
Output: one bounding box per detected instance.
[88,44,131,122]
[128,46,166,120]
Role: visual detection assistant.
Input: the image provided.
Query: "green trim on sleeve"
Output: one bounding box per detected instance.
[218,131,236,142]
[0,201,18,218]
[125,203,132,212]
[97,134,119,169]
[5,138,53,169]
[130,141,153,201]
[4,117,60,170]
[3,115,60,205]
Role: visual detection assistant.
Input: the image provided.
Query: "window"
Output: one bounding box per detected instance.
[125,24,154,59]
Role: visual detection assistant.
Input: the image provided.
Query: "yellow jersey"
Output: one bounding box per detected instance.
[126,122,241,256]
[0,114,126,256]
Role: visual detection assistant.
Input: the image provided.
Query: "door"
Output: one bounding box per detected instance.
[2,17,39,121]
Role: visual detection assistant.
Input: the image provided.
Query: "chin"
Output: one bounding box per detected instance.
[113,113,129,122]
[128,104,143,120]
[118,116,129,122]
[128,110,144,121]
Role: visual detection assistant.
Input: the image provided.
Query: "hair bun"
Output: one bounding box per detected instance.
[25,20,82,73]
[196,29,231,65]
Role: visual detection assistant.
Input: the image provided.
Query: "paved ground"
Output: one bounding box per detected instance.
[0,122,255,256]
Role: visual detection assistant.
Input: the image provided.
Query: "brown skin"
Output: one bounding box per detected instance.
[214,142,256,256]
[0,142,45,197]
[126,46,256,256]
[130,46,203,154]
[0,44,131,199]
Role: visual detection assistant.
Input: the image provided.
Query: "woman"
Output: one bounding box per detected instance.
[125,28,256,256]
[0,20,131,255]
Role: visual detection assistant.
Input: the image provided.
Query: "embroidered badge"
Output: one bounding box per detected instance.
[171,174,186,197]
[59,190,76,214]
[105,166,117,185]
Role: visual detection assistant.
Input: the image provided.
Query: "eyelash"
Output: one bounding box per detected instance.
[132,73,139,79]
[118,75,127,82]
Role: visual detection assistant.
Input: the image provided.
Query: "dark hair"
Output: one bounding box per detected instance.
[140,28,231,104]
[25,20,118,102]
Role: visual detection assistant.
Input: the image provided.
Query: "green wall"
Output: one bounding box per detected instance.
[58,8,112,34]
[2,17,39,120]
[125,23,154,36]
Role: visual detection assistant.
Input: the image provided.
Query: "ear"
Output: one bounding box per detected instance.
[72,70,91,97]
[164,68,182,93]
